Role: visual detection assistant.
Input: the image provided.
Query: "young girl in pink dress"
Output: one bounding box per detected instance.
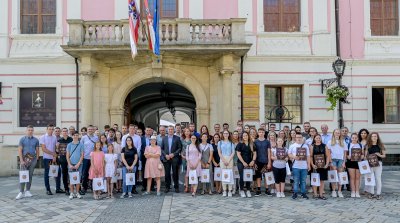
[143,136,164,196]
[89,142,105,200]
[186,135,202,197]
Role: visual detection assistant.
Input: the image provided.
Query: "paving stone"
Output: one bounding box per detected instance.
[0,171,400,222]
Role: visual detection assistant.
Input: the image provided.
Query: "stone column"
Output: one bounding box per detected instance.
[221,69,234,127]
[80,71,97,127]
[110,107,125,127]
[196,108,209,129]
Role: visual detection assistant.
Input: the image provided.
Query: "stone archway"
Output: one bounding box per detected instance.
[109,67,209,127]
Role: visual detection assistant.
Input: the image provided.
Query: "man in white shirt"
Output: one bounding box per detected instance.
[157,125,167,146]
[289,132,311,200]
[174,123,182,138]
[40,124,61,195]
[320,124,332,145]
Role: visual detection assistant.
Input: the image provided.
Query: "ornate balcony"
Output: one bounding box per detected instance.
[62,18,251,59]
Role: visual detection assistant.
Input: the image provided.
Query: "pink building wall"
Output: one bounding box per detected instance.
[81,0,115,20]
[203,0,238,19]
[339,0,365,59]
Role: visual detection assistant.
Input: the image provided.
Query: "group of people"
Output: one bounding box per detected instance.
[16,121,385,201]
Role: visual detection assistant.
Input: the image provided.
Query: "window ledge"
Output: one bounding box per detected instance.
[365,36,400,42]
[10,34,63,40]
[257,32,309,38]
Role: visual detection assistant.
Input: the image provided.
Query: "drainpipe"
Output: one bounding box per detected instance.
[240,56,244,121]
[335,0,343,129]
[75,58,80,131]
[335,0,341,56]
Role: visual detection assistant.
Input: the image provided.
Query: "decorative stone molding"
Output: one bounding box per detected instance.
[196,108,210,115]
[220,69,234,79]
[258,34,311,55]
[152,55,163,69]
[80,71,98,80]
[9,35,65,58]
[365,37,400,58]
[110,107,124,115]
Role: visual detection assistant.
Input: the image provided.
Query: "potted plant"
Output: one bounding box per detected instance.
[326,86,350,110]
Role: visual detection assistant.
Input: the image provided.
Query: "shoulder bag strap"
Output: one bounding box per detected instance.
[69,143,80,159]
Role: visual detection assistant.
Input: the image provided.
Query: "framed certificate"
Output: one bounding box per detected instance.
[296,147,307,161]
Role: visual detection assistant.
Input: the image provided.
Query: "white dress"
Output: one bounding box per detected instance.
[104,153,117,177]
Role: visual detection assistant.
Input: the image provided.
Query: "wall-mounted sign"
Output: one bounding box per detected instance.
[19,88,56,127]
[243,84,259,121]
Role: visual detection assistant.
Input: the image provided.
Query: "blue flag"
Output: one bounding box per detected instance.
[153,0,160,55]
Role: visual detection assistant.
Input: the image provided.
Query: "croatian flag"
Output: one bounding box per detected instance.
[128,0,140,59]
[143,0,160,55]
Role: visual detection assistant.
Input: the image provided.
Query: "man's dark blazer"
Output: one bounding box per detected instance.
[160,135,182,161]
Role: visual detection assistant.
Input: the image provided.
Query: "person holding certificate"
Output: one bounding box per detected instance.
[310,134,330,200]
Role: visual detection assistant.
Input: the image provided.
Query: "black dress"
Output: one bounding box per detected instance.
[313,143,328,181]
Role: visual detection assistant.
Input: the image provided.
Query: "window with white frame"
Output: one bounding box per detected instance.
[264,86,302,124]
[263,0,301,32]
[370,0,399,36]
[20,0,57,34]
[372,87,400,123]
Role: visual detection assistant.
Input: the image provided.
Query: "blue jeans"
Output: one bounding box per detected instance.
[122,166,136,194]
[293,168,307,194]
[43,158,61,191]
[331,159,344,168]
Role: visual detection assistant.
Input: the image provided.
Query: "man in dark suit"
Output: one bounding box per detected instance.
[161,125,182,193]
[140,126,153,191]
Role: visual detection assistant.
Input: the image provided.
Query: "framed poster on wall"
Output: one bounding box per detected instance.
[19,88,56,127]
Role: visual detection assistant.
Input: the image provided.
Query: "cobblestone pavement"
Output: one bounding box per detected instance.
[0,171,399,223]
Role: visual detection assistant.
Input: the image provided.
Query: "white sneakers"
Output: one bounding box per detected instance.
[120,193,126,198]
[355,192,360,198]
[351,192,355,198]
[276,192,285,198]
[281,192,285,198]
[240,190,246,198]
[222,191,227,197]
[246,191,252,198]
[16,191,33,200]
[16,192,24,200]
[332,191,337,198]
[128,192,133,198]
[24,191,32,197]
[70,193,82,199]
[228,191,232,197]
[338,191,344,198]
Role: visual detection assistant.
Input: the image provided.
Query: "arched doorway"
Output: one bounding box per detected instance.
[109,67,210,129]
[123,82,196,130]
